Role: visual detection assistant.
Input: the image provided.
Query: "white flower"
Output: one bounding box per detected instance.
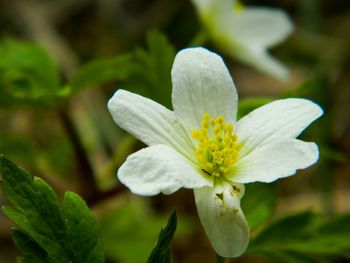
[108,48,322,258]
[191,0,294,79]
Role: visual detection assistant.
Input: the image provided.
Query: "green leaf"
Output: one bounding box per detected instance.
[101,200,191,263]
[62,192,104,263]
[11,229,47,263]
[247,211,350,262]
[0,156,104,263]
[147,210,177,263]
[281,78,318,99]
[259,251,322,263]
[0,39,61,107]
[68,54,133,93]
[67,31,175,104]
[0,134,37,167]
[125,30,175,109]
[241,182,277,230]
[249,212,317,250]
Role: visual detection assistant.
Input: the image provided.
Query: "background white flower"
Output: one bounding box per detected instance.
[191,0,294,79]
[108,47,322,258]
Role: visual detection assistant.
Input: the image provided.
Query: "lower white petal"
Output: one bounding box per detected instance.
[231,139,319,184]
[118,144,212,196]
[194,183,249,258]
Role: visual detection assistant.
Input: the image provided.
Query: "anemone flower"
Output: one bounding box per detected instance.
[108,48,322,258]
[191,0,294,79]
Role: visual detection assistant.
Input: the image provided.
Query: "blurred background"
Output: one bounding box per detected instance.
[0,0,349,262]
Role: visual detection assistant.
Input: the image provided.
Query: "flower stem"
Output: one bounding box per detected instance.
[58,106,98,199]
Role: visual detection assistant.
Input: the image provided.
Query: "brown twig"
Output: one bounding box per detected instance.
[57,106,99,199]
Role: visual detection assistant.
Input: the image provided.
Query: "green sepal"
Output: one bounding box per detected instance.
[147,210,177,263]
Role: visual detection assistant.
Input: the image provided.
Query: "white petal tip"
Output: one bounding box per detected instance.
[107,89,127,120]
[173,47,223,65]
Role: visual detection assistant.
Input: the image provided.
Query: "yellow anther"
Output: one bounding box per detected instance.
[206,162,213,169]
[217,116,224,125]
[203,112,210,120]
[192,130,202,139]
[192,112,241,178]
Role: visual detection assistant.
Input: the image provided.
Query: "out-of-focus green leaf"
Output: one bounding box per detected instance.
[101,200,189,263]
[125,30,175,109]
[101,201,166,263]
[0,134,73,178]
[241,182,277,230]
[281,78,318,99]
[147,210,177,263]
[68,54,133,92]
[237,97,274,120]
[259,251,323,263]
[247,211,350,262]
[40,137,74,177]
[67,31,175,105]
[249,212,317,249]
[0,40,61,107]
[0,134,37,166]
[0,156,104,263]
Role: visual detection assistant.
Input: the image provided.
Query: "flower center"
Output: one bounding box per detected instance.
[192,112,241,178]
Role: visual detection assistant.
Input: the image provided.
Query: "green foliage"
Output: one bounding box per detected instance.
[11,229,48,263]
[0,40,62,107]
[0,134,37,166]
[101,200,169,263]
[248,211,350,262]
[147,210,177,263]
[0,156,104,263]
[0,33,175,106]
[241,182,277,230]
[68,30,175,109]
[101,201,187,263]
[281,78,319,99]
[68,54,133,93]
[125,30,175,109]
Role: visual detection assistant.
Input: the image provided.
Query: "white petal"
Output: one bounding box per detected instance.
[192,0,234,18]
[232,47,290,80]
[236,98,323,158]
[108,89,195,161]
[228,7,294,48]
[118,144,212,196]
[171,47,238,134]
[194,183,249,258]
[231,139,319,184]
[211,6,293,79]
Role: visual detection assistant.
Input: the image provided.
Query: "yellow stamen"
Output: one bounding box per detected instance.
[192,112,241,178]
